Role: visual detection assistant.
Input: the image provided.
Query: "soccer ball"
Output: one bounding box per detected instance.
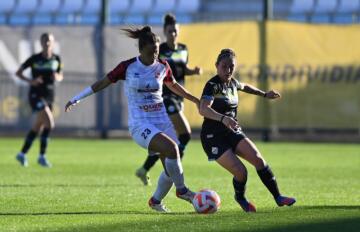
[192,189,221,214]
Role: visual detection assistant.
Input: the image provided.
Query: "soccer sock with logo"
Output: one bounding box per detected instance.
[233,177,247,202]
[164,158,185,190]
[153,171,173,201]
[257,165,280,199]
[143,153,160,171]
[21,130,38,154]
[178,133,191,159]
[40,128,51,155]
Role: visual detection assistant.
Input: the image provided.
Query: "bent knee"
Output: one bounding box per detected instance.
[253,154,267,169]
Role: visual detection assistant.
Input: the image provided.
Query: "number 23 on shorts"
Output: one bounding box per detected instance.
[141,128,152,139]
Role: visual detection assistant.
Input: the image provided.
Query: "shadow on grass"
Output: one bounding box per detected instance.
[0,184,124,188]
[0,210,192,216]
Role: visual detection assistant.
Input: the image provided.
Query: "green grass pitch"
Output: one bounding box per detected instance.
[0,138,359,232]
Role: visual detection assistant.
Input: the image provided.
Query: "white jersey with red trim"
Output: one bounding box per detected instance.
[107,56,175,126]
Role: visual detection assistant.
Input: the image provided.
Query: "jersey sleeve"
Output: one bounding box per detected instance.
[107,61,128,83]
[163,60,174,83]
[234,78,244,90]
[20,55,35,70]
[201,81,216,101]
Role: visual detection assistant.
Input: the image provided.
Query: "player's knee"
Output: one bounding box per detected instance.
[165,142,180,159]
[234,166,248,183]
[253,153,266,169]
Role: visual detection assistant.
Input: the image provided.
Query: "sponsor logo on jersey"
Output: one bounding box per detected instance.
[139,103,163,112]
[137,88,159,93]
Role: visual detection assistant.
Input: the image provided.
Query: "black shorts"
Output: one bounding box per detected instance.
[163,95,183,115]
[29,95,53,112]
[200,128,247,161]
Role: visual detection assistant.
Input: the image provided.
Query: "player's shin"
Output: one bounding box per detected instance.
[164,158,185,190]
[153,171,173,202]
[257,165,280,199]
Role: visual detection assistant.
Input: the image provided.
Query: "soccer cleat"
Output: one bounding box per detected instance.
[135,167,151,186]
[176,188,196,203]
[276,195,296,207]
[16,153,28,167]
[37,155,52,168]
[235,196,257,213]
[148,197,170,213]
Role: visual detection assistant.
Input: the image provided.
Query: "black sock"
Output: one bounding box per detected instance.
[257,165,280,199]
[233,177,247,202]
[143,155,160,171]
[178,133,191,159]
[40,128,51,155]
[21,130,38,153]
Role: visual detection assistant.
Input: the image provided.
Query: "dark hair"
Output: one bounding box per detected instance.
[216,48,236,65]
[122,26,160,50]
[163,13,177,30]
[40,32,53,41]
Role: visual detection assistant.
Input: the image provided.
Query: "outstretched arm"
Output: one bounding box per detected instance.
[241,83,281,99]
[185,65,202,76]
[65,76,112,112]
[164,81,199,107]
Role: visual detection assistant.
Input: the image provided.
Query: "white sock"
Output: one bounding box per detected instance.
[164,158,185,190]
[153,171,173,201]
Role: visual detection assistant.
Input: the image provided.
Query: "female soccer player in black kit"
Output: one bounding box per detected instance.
[136,14,202,185]
[15,33,63,167]
[199,48,296,212]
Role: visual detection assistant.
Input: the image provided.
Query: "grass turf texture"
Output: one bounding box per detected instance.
[0,138,359,232]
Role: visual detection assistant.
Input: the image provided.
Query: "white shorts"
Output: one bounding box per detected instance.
[129,121,179,150]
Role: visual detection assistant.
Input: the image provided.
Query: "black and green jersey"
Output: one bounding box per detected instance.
[159,42,188,98]
[201,75,244,133]
[21,53,62,102]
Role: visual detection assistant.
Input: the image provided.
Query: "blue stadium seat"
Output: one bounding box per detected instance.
[37,0,61,13]
[337,0,360,13]
[128,0,152,14]
[0,0,15,13]
[313,0,337,14]
[273,0,293,15]
[123,15,145,25]
[290,0,314,14]
[148,15,163,25]
[175,14,192,24]
[13,0,38,13]
[109,0,130,14]
[58,0,84,14]
[152,0,176,14]
[33,15,52,24]
[82,0,101,14]
[334,14,355,23]
[9,14,31,25]
[175,0,200,14]
[287,14,308,22]
[311,14,331,23]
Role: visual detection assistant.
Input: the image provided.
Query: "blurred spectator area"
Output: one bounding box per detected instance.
[0,0,359,25]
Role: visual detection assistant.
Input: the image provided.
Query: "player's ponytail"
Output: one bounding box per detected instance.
[216,48,236,65]
[122,26,160,50]
[163,13,177,30]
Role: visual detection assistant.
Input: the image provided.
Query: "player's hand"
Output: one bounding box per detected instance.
[65,100,78,112]
[264,90,281,99]
[222,116,239,131]
[194,66,203,75]
[30,76,43,86]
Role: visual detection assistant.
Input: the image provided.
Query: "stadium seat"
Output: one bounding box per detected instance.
[123,15,145,25]
[311,14,331,23]
[148,15,163,25]
[13,0,38,14]
[175,0,200,14]
[109,0,130,14]
[333,14,355,23]
[128,0,152,14]
[290,0,314,14]
[337,0,360,13]
[9,14,31,25]
[82,0,101,14]
[287,14,308,22]
[58,0,84,14]
[313,0,337,14]
[273,0,293,15]
[33,15,52,24]
[152,0,176,14]
[37,0,61,13]
[0,0,16,13]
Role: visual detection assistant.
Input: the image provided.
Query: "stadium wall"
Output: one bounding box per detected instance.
[0,22,359,141]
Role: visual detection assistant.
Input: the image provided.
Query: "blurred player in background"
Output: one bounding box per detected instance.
[136,13,202,186]
[199,48,296,212]
[65,26,199,212]
[15,33,63,168]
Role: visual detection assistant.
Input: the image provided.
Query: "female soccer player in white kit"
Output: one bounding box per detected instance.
[65,26,199,212]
